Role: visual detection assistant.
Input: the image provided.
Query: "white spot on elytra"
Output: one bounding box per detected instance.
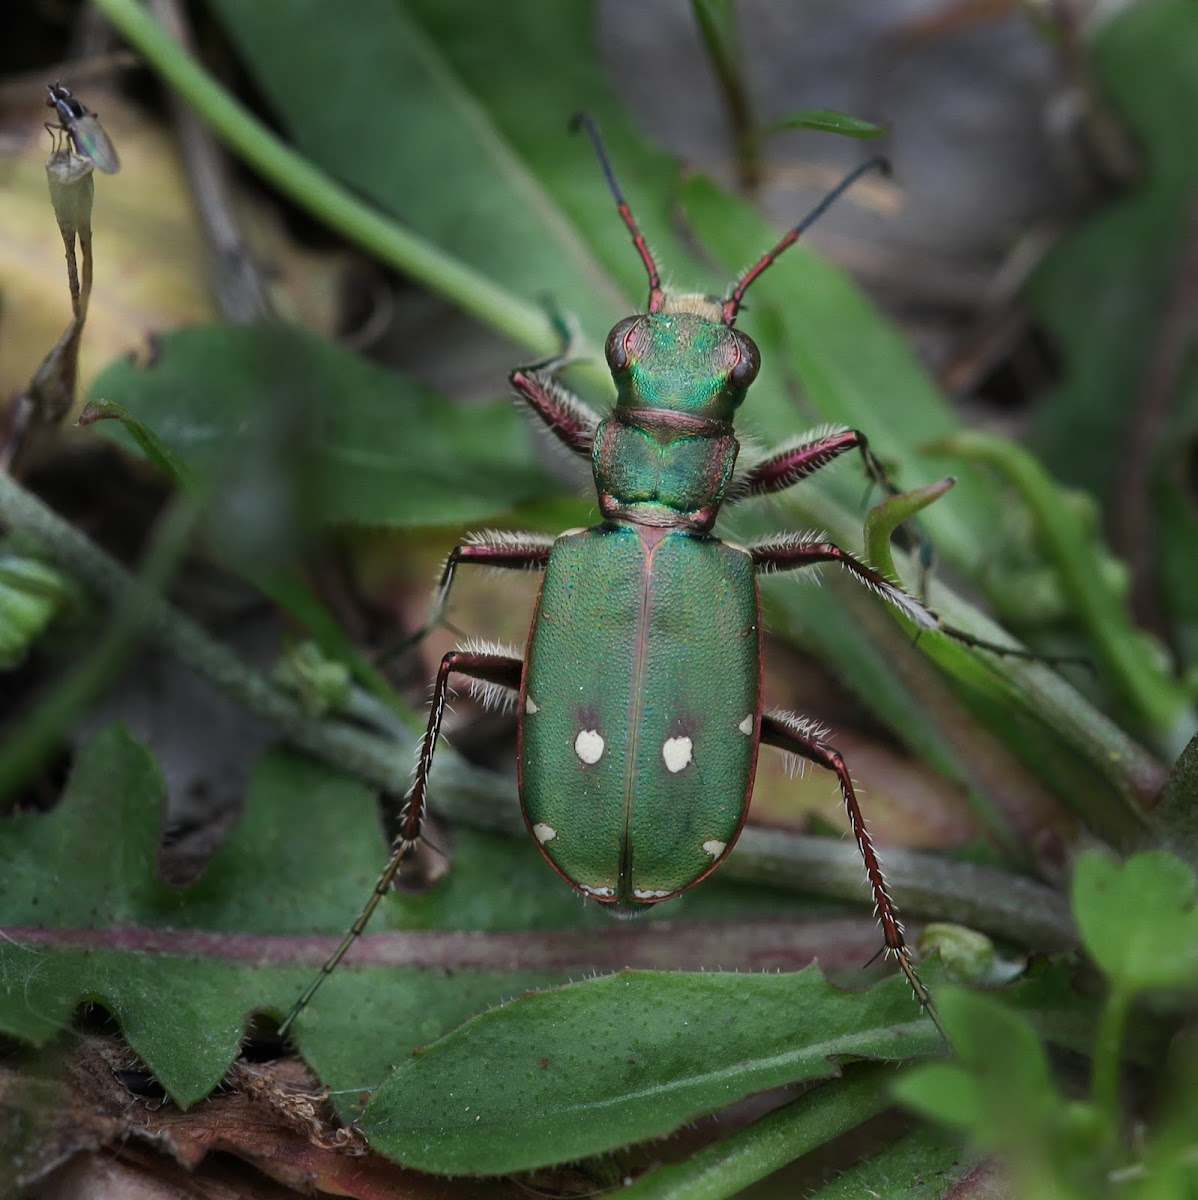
[579,883,616,898]
[533,823,556,844]
[738,714,754,735]
[525,696,539,714]
[575,729,604,764]
[633,888,672,899]
[702,839,727,858]
[662,736,693,773]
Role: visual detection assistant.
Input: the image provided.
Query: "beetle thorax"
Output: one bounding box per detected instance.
[595,306,762,531]
[591,412,738,533]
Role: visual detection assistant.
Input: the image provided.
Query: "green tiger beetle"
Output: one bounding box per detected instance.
[45,82,120,174]
[280,117,1022,1039]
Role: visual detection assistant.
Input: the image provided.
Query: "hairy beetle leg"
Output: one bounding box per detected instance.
[279,650,523,1038]
[381,533,553,667]
[736,428,934,589]
[510,368,601,458]
[751,537,1057,664]
[761,709,944,1037]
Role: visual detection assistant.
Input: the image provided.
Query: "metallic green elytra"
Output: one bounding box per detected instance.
[519,525,760,905]
[279,119,955,1037]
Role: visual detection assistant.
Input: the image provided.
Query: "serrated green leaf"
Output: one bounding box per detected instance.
[362,968,941,1174]
[1071,850,1198,991]
[0,727,596,1109]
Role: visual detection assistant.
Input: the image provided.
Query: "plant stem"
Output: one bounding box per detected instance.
[1092,983,1132,1131]
[931,430,1196,758]
[0,490,200,795]
[727,825,1077,951]
[0,470,411,795]
[92,0,600,374]
[618,1065,899,1199]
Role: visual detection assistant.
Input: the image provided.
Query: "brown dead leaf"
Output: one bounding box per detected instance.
[1,1035,539,1198]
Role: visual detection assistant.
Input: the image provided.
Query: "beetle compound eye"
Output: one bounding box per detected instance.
[605,317,638,373]
[729,335,761,389]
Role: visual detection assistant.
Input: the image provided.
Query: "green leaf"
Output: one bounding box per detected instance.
[90,324,557,537]
[920,923,1026,988]
[690,0,738,61]
[620,1065,906,1200]
[77,397,197,487]
[76,385,402,714]
[1026,0,1198,671]
[0,553,76,668]
[897,988,1112,1198]
[1155,731,1198,867]
[202,0,679,344]
[0,726,596,1109]
[1071,850,1198,992]
[928,430,1194,757]
[893,1062,984,1135]
[895,988,1059,1145]
[765,108,890,140]
[863,476,956,578]
[361,968,942,1174]
[806,1123,977,1198]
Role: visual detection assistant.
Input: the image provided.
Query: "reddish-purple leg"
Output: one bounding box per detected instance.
[510,367,600,458]
[760,708,939,1024]
[424,532,555,634]
[736,428,935,584]
[752,537,940,630]
[279,649,523,1036]
[751,536,1048,661]
[736,427,894,499]
[380,532,554,665]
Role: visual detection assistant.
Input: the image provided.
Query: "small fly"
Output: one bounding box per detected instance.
[45,82,120,174]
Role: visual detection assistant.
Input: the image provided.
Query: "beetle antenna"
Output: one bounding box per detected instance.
[570,112,665,314]
[722,156,891,325]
